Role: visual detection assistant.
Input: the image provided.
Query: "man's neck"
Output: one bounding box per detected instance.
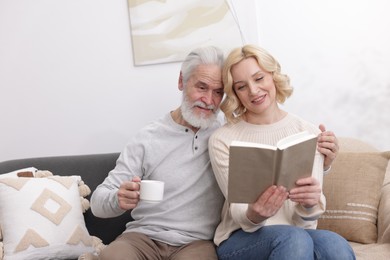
[171,108,200,133]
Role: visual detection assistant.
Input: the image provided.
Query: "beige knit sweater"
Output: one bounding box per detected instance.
[208,113,326,246]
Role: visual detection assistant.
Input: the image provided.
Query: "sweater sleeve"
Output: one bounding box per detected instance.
[91,133,147,218]
[209,131,264,232]
[292,150,327,227]
[289,120,327,227]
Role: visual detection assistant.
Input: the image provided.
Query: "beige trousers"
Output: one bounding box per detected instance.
[98,232,218,260]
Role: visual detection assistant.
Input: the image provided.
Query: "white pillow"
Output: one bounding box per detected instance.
[0,174,96,260]
[0,167,37,179]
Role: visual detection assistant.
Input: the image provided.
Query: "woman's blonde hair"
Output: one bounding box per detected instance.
[221,44,293,124]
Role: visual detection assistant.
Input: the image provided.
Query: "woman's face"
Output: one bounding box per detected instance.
[231,57,277,120]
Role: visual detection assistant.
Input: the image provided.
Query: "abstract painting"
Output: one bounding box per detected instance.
[128,0,243,66]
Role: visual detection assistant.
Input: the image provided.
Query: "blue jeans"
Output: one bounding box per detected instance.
[217,225,355,260]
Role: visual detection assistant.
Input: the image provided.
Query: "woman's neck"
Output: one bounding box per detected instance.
[243,107,287,125]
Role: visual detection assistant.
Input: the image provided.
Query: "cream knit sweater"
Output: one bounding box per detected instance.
[208,113,326,246]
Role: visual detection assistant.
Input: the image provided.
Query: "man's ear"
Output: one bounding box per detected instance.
[178,72,184,91]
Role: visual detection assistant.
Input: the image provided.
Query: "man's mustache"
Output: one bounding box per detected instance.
[192,101,216,112]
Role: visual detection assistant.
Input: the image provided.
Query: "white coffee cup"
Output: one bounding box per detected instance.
[139,180,164,202]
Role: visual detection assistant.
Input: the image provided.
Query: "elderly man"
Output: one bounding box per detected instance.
[89,46,226,260]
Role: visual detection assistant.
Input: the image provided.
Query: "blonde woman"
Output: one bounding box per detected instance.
[208,44,355,260]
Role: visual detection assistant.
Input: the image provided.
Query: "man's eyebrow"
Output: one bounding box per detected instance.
[195,80,207,87]
[195,81,209,87]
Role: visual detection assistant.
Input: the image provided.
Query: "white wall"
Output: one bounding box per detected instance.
[1,0,389,161]
[256,0,390,152]
[0,0,182,161]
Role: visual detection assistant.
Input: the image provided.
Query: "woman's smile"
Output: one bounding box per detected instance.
[251,93,267,104]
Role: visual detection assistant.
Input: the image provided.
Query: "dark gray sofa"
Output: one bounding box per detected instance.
[0,153,133,247]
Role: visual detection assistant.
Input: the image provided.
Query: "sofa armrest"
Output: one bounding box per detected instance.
[378,162,390,243]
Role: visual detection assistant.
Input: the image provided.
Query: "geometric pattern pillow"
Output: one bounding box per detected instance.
[0,174,97,260]
[317,152,390,244]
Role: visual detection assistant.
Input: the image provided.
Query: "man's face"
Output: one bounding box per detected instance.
[181,64,224,128]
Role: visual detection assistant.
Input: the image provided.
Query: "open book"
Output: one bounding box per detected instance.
[228,131,318,203]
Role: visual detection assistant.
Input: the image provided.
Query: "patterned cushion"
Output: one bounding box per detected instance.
[0,170,98,260]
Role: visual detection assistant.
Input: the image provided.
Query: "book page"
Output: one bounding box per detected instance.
[230,140,276,150]
[275,137,317,190]
[277,131,317,150]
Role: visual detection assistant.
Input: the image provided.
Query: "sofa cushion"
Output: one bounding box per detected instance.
[0,169,99,260]
[318,151,390,244]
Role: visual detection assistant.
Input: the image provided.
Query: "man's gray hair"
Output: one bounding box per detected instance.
[180,46,225,85]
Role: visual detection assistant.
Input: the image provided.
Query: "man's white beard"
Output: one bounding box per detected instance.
[181,95,219,129]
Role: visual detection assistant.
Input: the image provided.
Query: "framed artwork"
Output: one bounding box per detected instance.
[128,0,243,66]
